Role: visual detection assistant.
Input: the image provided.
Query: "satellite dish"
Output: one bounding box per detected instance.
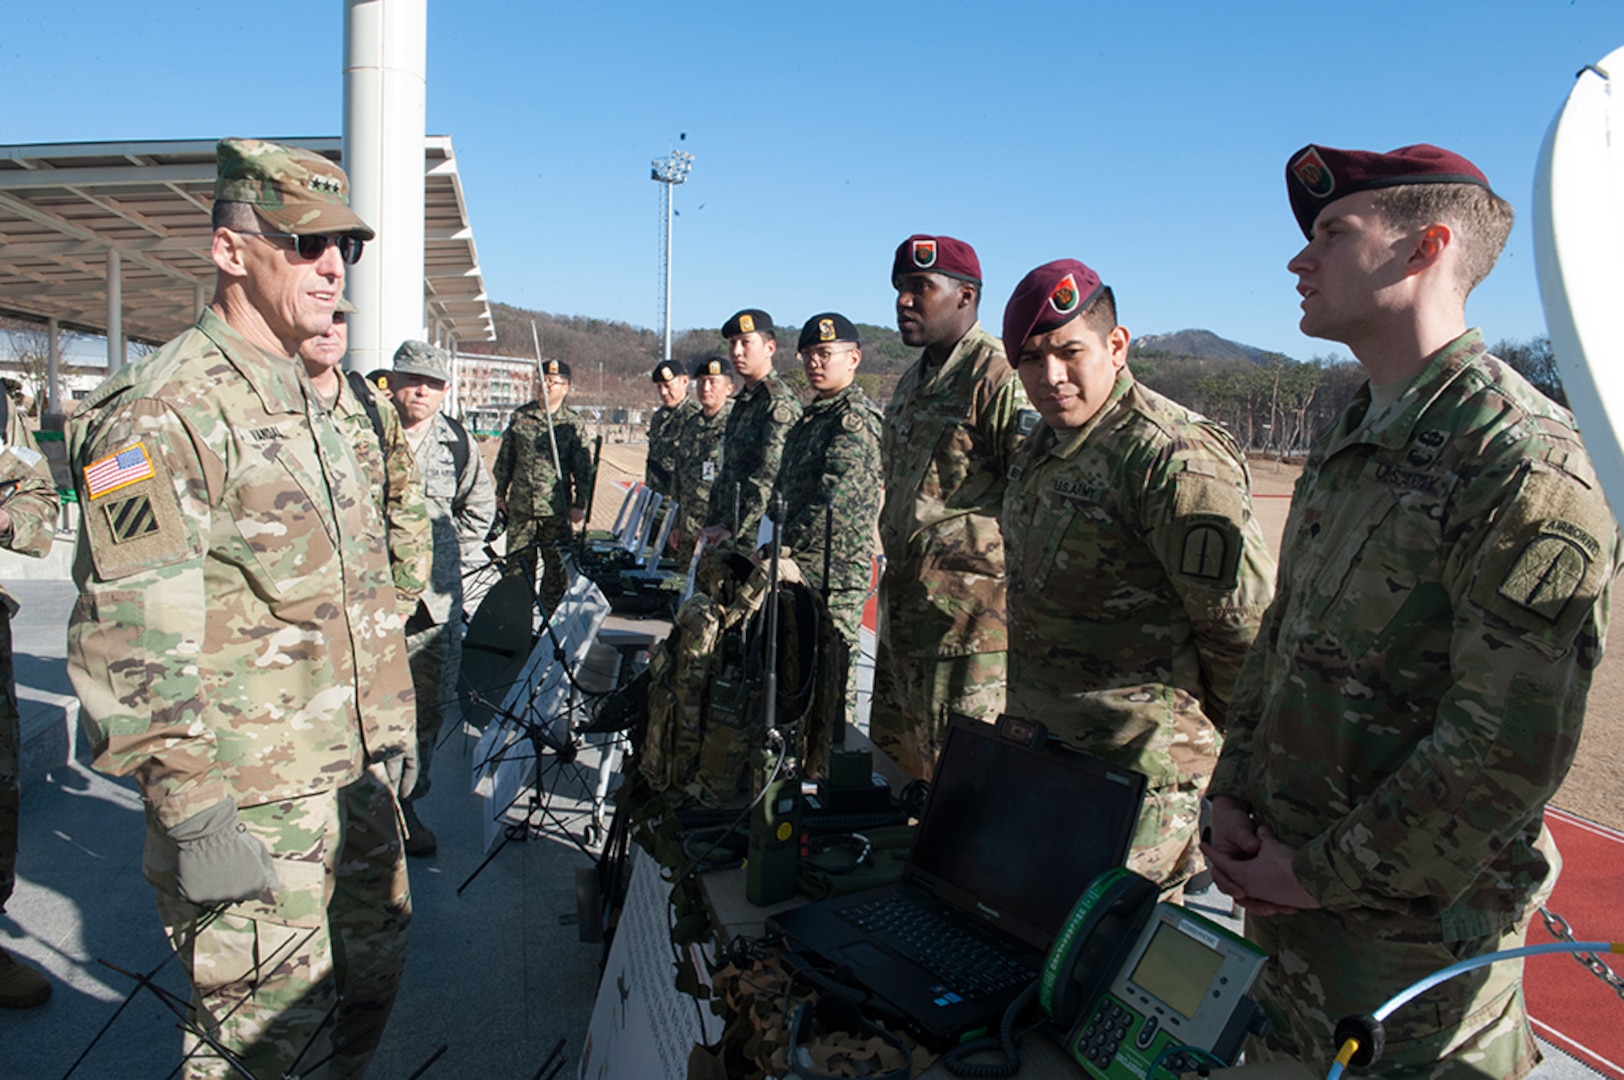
[458,575,537,728]
[1534,45,1624,520]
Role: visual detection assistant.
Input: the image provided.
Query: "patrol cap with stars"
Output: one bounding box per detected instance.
[691,354,735,378]
[797,313,860,352]
[722,309,774,339]
[539,358,572,381]
[214,137,375,240]
[1001,259,1106,365]
[651,360,685,384]
[335,295,357,315]
[1286,143,1493,239]
[393,340,451,383]
[891,233,981,286]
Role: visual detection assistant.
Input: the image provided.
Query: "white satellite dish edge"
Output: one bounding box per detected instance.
[1533,45,1624,523]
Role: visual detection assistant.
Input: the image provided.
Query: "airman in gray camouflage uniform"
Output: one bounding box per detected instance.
[391,340,497,857]
[0,398,59,1008]
[672,354,734,553]
[645,358,696,499]
[1001,259,1275,894]
[492,358,595,611]
[873,234,1035,780]
[700,310,803,548]
[776,314,884,722]
[66,139,414,1079]
[1203,143,1621,1080]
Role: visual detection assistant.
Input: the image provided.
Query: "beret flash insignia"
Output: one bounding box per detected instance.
[375,374,390,391]
[818,318,836,342]
[1291,147,1335,197]
[1048,273,1080,316]
[738,313,756,334]
[912,238,937,268]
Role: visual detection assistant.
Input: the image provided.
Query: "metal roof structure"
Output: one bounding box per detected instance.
[0,135,494,346]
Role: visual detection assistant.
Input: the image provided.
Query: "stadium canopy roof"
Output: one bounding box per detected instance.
[0,135,494,346]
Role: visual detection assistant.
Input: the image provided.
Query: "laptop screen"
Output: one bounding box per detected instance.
[906,718,1147,951]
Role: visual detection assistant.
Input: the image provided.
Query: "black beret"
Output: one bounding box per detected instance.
[798,313,860,352]
[691,354,735,378]
[539,358,572,380]
[722,309,774,339]
[651,360,684,383]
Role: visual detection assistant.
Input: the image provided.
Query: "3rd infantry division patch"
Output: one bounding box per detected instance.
[105,493,160,544]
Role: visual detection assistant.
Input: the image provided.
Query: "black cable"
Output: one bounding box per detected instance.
[941,980,1042,1078]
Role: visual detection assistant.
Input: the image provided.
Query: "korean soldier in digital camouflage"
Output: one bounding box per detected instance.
[491,357,595,611]
[775,313,884,721]
[1001,259,1276,895]
[0,391,59,1009]
[671,354,735,553]
[872,234,1035,780]
[66,138,416,1079]
[645,358,697,499]
[698,309,803,548]
[390,340,497,857]
[1201,144,1621,1079]
[297,294,432,624]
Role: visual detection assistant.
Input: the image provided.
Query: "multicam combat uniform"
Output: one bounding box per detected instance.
[1003,369,1274,891]
[646,395,698,498]
[672,400,732,553]
[1208,331,1620,1079]
[492,400,595,610]
[774,384,884,719]
[66,311,416,1079]
[328,370,431,616]
[871,322,1033,779]
[0,405,57,921]
[705,371,801,544]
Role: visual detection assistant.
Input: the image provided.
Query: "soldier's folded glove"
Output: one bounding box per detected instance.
[382,745,420,801]
[167,799,278,906]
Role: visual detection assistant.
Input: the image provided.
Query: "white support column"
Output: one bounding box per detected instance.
[343,0,428,376]
[106,248,123,374]
[45,317,63,424]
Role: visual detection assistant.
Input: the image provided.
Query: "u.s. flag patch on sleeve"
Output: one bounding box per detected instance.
[83,443,155,499]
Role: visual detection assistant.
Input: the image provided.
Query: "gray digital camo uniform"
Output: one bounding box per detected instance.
[646,395,698,498]
[672,400,732,553]
[1003,368,1274,892]
[404,411,496,793]
[871,321,1033,780]
[774,383,884,721]
[1208,331,1621,1079]
[492,400,594,610]
[66,310,415,1079]
[705,370,801,544]
[0,406,57,916]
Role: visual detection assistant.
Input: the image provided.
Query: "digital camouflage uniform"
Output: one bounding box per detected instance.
[774,384,884,721]
[1003,369,1274,891]
[705,371,802,544]
[66,310,416,1079]
[403,411,496,794]
[329,370,431,618]
[492,400,594,610]
[0,405,58,918]
[645,395,697,498]
[1207,331,1620,1079]
[672,399,732,553]
[871,322,1034,779]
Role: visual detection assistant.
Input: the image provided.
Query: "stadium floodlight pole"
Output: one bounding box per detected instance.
[650,147,694,363]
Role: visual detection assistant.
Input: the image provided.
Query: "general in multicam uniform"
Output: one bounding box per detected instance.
[65,139,415,1079]
[1202,144,1621,1079]
[492,358,595,610]
[1000,259,1275,893]
[775,313,884,721]
[645,358,697,499]
[671,354,734,553]
[872,234,1035,780]
[700,310,802,547]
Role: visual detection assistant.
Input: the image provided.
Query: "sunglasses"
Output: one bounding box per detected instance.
[237,230,365,265]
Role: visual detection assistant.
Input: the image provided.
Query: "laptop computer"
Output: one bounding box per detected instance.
[768,715,1147,1049]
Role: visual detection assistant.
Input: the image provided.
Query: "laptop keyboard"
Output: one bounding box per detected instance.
[839,896,1036,1000]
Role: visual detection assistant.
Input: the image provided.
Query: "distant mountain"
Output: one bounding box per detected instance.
[1132,329,1281,364]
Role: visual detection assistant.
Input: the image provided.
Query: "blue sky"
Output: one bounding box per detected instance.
[4,1,1620,361]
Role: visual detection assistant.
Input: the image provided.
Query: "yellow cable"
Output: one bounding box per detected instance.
[1334,1038,1360,1068]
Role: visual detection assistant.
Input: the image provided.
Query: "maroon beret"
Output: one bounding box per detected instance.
[1286,143,1492,239]
[1001,259,1104,366]
[892,234,981,286]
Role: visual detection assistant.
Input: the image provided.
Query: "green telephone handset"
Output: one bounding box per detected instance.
[1040,869,1271,1080]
